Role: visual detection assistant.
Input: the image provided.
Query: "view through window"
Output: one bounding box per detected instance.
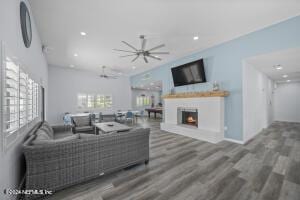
[77,94,112,109]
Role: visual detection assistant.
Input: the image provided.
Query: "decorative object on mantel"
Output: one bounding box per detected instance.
[170,87,175,95]
[162,90,229,99]
[212,81,220,91]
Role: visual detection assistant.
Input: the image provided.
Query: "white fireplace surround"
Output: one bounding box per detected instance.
[161,97,225,143]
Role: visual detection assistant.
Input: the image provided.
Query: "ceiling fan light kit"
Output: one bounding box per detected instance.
[113,35,169,63]
[99,66,118,79]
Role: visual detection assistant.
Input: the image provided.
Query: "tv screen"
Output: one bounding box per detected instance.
[171,59,206,87]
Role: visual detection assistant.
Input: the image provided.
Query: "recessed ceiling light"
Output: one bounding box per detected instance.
[282,74,288,78]
[80,32,87,36]
[193,36,199,40]
[132,66,136,69]
[69,64,75,68]
[287,80,291,82]
[274,65,282,70]
[74,53,78,57]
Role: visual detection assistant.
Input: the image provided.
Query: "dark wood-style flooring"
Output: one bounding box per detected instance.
[46,119,300,200]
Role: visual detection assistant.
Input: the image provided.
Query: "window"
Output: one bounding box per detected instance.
[1,55,40,150]
[32,82,38,119]
[77,94,112,109]
[95,94,105,108]
[104,95,112,108]
[77,94,87,109]
[136,96,151,107]
[87,94,95,108]
[19,69,27,126]
[27,78,33,121]
[3,58,19,133]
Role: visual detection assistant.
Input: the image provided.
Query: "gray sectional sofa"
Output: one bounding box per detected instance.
[23,121,150,199]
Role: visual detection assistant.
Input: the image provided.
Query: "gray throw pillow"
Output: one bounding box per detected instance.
[31,129,51,145]
[35,129,51,140]
[40,126,54,139]
[42,122,54,138]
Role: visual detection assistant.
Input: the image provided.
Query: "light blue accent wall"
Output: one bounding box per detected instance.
[130,16,300,141]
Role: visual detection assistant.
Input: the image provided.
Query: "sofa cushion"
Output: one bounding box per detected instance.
[41,122,54,139]
[40,126,53,139]
[72,116,90,126]
[54,131,74,139]
[75,126,94,132]
[32,134,79,145]
[31,129,51,145]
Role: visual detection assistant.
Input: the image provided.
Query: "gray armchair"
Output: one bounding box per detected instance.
[71,115,94,134]
[99,113,117,122]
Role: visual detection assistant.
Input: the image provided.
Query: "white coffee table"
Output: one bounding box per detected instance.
[94,122,131,134]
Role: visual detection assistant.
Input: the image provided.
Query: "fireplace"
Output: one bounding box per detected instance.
[177,108,198,127]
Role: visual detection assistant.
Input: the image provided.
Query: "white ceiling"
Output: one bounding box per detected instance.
[246,48,300,83]
[29,0,300,76]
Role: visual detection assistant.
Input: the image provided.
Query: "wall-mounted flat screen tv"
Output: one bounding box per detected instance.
[171,59,206,87]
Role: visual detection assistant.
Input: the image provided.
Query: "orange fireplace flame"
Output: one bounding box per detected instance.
[187,116,196,123]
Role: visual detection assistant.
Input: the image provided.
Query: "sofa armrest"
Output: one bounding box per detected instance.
[98,128,150,164]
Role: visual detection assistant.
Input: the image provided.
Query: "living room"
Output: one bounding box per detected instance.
[1,0,300,200]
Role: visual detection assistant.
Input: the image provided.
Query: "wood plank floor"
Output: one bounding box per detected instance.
[46,119,300,200]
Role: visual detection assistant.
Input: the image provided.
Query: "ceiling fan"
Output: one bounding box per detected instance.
[98,66,118,79]
[113,35,169,63]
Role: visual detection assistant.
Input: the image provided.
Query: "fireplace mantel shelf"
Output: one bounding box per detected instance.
[162,90,229,99]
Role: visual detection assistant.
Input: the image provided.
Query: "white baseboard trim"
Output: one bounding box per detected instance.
[224,138,244,144]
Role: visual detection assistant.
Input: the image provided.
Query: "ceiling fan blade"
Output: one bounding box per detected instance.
[143,56,148,63]
[113,49,136,53]
[148,55,161,61]
[122,41,138,51]
[141,37,146,50]
[147,44,165,52]
[131,55,140,62]
[99,74,118,79]
[149,52,169,54]
[120,54,137,57]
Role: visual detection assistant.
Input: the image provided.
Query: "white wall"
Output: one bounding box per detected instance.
[243,61,274,142]
[274,82,300,122]
[131,89,162,111]
[48,66,132,124]
[0,0,48,199]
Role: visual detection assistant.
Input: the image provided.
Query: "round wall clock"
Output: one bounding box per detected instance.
[20,1,32,48]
